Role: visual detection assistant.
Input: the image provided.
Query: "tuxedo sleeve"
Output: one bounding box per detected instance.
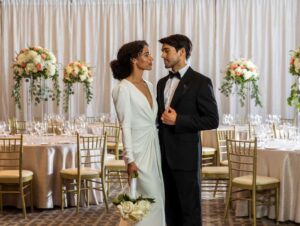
[112,84,134,164]
[175,78,219,133]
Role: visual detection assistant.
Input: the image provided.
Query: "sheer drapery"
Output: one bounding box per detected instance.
[1,0,300,121]
[215,0,300,119]
[0,0,143,120]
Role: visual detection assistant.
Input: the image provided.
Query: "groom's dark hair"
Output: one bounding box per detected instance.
[159,34,192,59]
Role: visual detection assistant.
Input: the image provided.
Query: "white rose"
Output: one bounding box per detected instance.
[82,65,88,73]
[25,63,37,74]
[27,50,38,60]
[129,210,144,221]
[120,201,135,214]
[33,54,42,64]
[47,63,56,76]
[245,61,255,69]
[294,58,300,73]
[135,200,151,212]
[235,67,243,74]
[117,204,126,218]
[48,51,57,63]
[244,71,253,80]
[79,74,87,81]
[17,53,26,64]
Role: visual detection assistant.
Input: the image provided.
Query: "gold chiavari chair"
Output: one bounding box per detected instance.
[224,138,280,226]
[47,121,63,134]
[200,131,217,166]
[60,133,108,213]
[216,127,236,166]
[103,123,123,160]
[86,116,102,124]
[0,135,34,219]
[280,118,295,125]
[15,121,27,134]
[103,123,127,195]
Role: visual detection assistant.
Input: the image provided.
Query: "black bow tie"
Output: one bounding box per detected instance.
[169,71,181,80]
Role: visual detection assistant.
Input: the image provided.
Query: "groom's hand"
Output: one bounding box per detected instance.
[127,162,138,185]
[161,107,177,125]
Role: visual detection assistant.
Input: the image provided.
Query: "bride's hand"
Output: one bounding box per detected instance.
[127,162,138,185]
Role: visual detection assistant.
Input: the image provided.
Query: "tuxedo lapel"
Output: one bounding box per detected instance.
[170,67,194,108]
[158,76,168,112]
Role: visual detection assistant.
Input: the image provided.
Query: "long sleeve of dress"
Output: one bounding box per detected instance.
[112,84,134,164]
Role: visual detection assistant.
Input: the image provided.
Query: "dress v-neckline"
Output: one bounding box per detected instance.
[125,79,154,111]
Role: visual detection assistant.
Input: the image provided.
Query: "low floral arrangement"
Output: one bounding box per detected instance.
[12,46,60,109]
[219,58,262,107]
[287,46,300,109]
[112,173,154,224]
[63,61,93,113]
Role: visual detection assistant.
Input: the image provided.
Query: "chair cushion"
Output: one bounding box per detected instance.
[105,160,126,170]
[202,147,216,155]
[233,175,280,186]
[0,170,33,183]
[220,160,228,166]
[106,154,116,161]
[60,167,101,179]
[202,166,228,174]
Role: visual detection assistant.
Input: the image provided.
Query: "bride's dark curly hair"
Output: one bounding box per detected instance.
[110,40,148,80]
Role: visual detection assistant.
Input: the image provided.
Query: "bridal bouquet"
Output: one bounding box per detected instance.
[219,58,262,107]
[12,46,60,109]
[112,173,155,224]
[287,46,300,109]
[63,61,93,113]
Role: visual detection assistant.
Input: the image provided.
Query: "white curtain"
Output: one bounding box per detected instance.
[1,0,300,121]
[0,0,143,120]
[215,0,300,120]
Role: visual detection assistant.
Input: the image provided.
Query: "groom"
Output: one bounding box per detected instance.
[157,34,219,226]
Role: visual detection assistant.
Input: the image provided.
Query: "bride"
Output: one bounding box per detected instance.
[111,40,166,226]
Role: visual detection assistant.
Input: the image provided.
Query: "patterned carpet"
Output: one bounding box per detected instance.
[0,185,298,226]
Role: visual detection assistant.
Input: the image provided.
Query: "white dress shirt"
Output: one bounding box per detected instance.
[164,64,189,108]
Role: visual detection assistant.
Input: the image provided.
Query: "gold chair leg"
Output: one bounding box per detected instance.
[276,186,279,225]
[61,179,65,211]
[118,171,123,188]
[213,179,219,197]
[20,185,27,219]
[107,171,111,197]
[76,180,81,214]
[86,180,90,207]
[224,182,232,220]
[252,190,256,226]
[101,175,109,211]
[30,180,34,212]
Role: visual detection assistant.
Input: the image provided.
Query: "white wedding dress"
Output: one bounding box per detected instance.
[112,79,166,226]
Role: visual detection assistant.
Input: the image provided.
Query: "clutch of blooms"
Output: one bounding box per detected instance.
[63,61,93,113]
[12,46,60,109]
[112,175,155,224]
[287,46,300,109]
[219,58,262,107]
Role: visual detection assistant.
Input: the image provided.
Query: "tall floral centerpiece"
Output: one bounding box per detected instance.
[12,46,60,110]
[63,61,93,113]
[219,58,262,108]
[287,47,300,109]
[287,46,300,127]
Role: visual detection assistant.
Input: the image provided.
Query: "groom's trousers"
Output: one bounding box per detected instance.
[162,156,201,226]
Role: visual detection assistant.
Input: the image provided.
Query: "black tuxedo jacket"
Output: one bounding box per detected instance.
[157,67,219,171]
